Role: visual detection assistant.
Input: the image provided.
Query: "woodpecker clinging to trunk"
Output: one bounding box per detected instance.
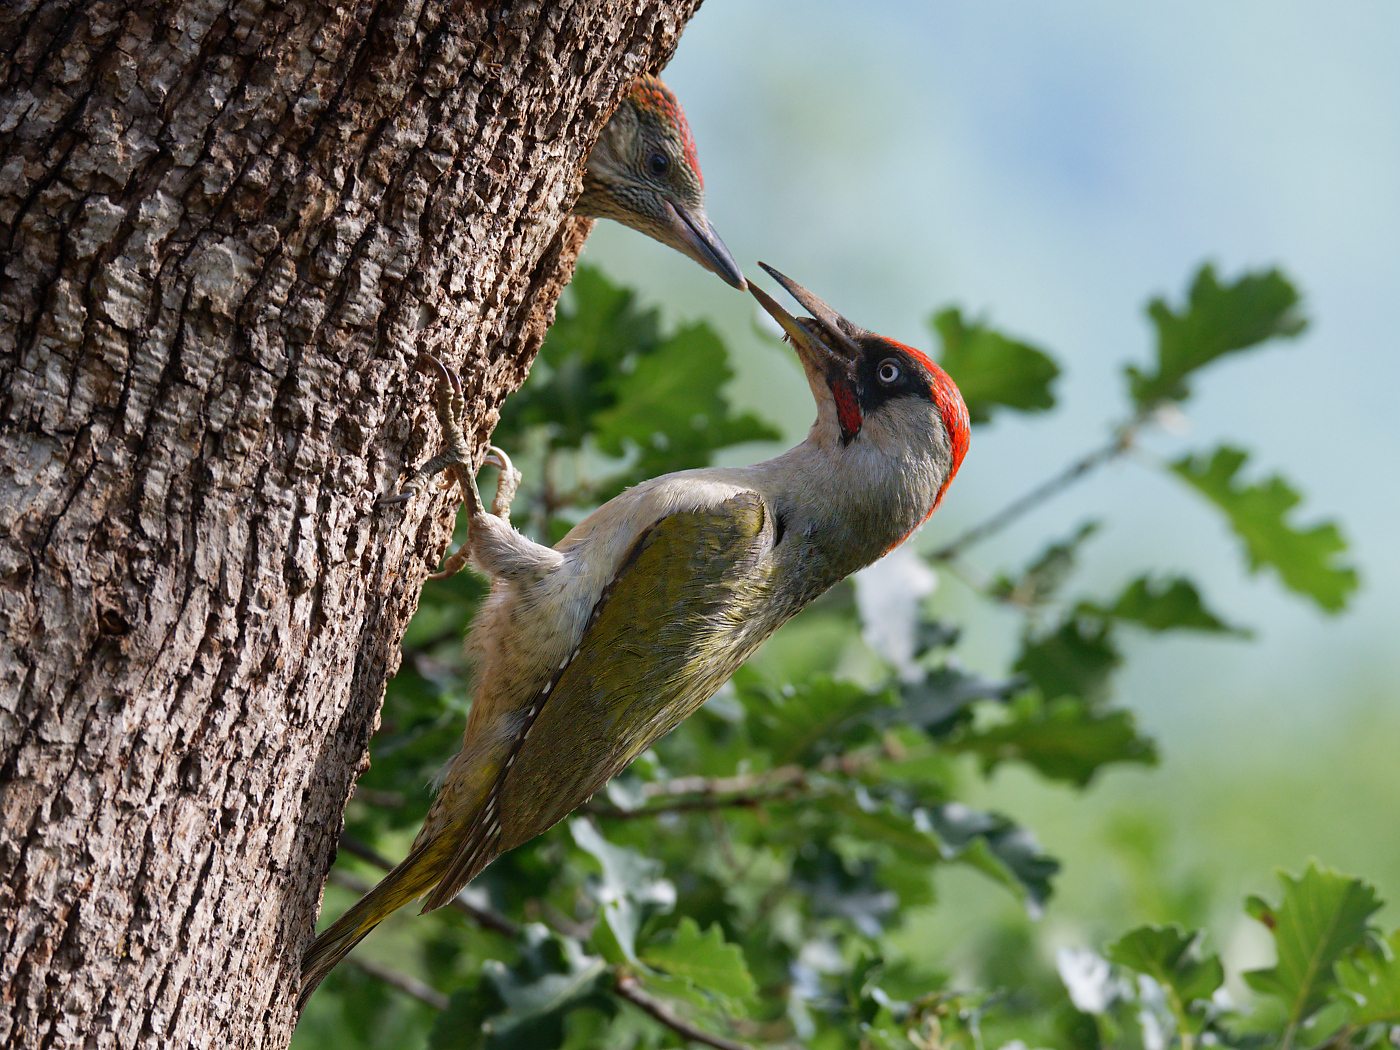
[575,74,746,289]
[298,265,969,1007]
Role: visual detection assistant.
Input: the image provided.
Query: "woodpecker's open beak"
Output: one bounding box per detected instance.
[749,262,862,378]
[665,202,747,290]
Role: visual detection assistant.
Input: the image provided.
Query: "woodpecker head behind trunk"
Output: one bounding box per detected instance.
[751,263,970,551]
[576,75,746,290]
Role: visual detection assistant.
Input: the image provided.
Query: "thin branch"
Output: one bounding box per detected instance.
[637,766,808,799]
[336,833,521,937]
[584,790,802,820]
[582,750,916,821]
[931,424,1139,562]
[614,973,755,1050]
[349,958,450,1011]
[582,766,812,820]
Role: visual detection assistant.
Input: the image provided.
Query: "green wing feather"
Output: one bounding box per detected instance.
[301,492,775,1004]
[425,491,775,906]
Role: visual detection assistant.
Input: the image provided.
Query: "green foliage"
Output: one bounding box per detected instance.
[1335,930,1400,1030]
[588,322,777,485]
[952,693,1157,788]
[296,258,1364,1050]
[1173,445,1359,612]
[1092,575,1249,636]
[639,918,757,1010]
[738,672,897,765]
[1243,864,1382,1043]
[1106,925,1223,1036]
[992,523,1100,608]
[1063,867,1399,1050]
[431,928,613,1050]
[1127,263,1306,409]
[875,663,1020,738]
[931,306,1061,424]
[570,821,676,965]
[923,803,1060,912]
[1015,616,1122,706]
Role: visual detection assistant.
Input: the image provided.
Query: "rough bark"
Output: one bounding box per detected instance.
[0,1,700,1046]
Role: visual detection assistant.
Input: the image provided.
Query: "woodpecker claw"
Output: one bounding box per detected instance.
[428,447,520,581]
[419,351,463,400]
[381,354,475,507]
[381,357,525,581]
[482,446,522,521]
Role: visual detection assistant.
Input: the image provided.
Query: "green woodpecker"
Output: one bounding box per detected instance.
[575,74,746,289]
[298,265,969,1007]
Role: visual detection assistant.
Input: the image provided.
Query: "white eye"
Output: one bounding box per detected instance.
[877,359,902,385]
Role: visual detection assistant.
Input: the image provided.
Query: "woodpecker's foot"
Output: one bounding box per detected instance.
[430,541,474,580]
[483,446,522,522]
[428,448,520,581]
[381,354,478,511]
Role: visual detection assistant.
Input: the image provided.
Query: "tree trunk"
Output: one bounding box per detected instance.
[0,1,700,1046]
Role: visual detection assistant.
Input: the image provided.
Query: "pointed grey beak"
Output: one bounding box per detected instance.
[666,202,747,290]
[749,262,862,374]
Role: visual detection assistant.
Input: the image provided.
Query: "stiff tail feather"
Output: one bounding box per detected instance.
[297,838,450,1010]
[299,726,515,1008]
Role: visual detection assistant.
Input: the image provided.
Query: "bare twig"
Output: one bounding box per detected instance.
[638,767,808,799]
[581,751,915,821]
[931,425,1139,562]
[349,958,450,1011]
[582,766,812,820]
[614,973,755,1050]
[584,789,803,820]
[336,834,521,937]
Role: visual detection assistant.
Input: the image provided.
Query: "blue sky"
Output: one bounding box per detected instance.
[581,0,1400,750]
